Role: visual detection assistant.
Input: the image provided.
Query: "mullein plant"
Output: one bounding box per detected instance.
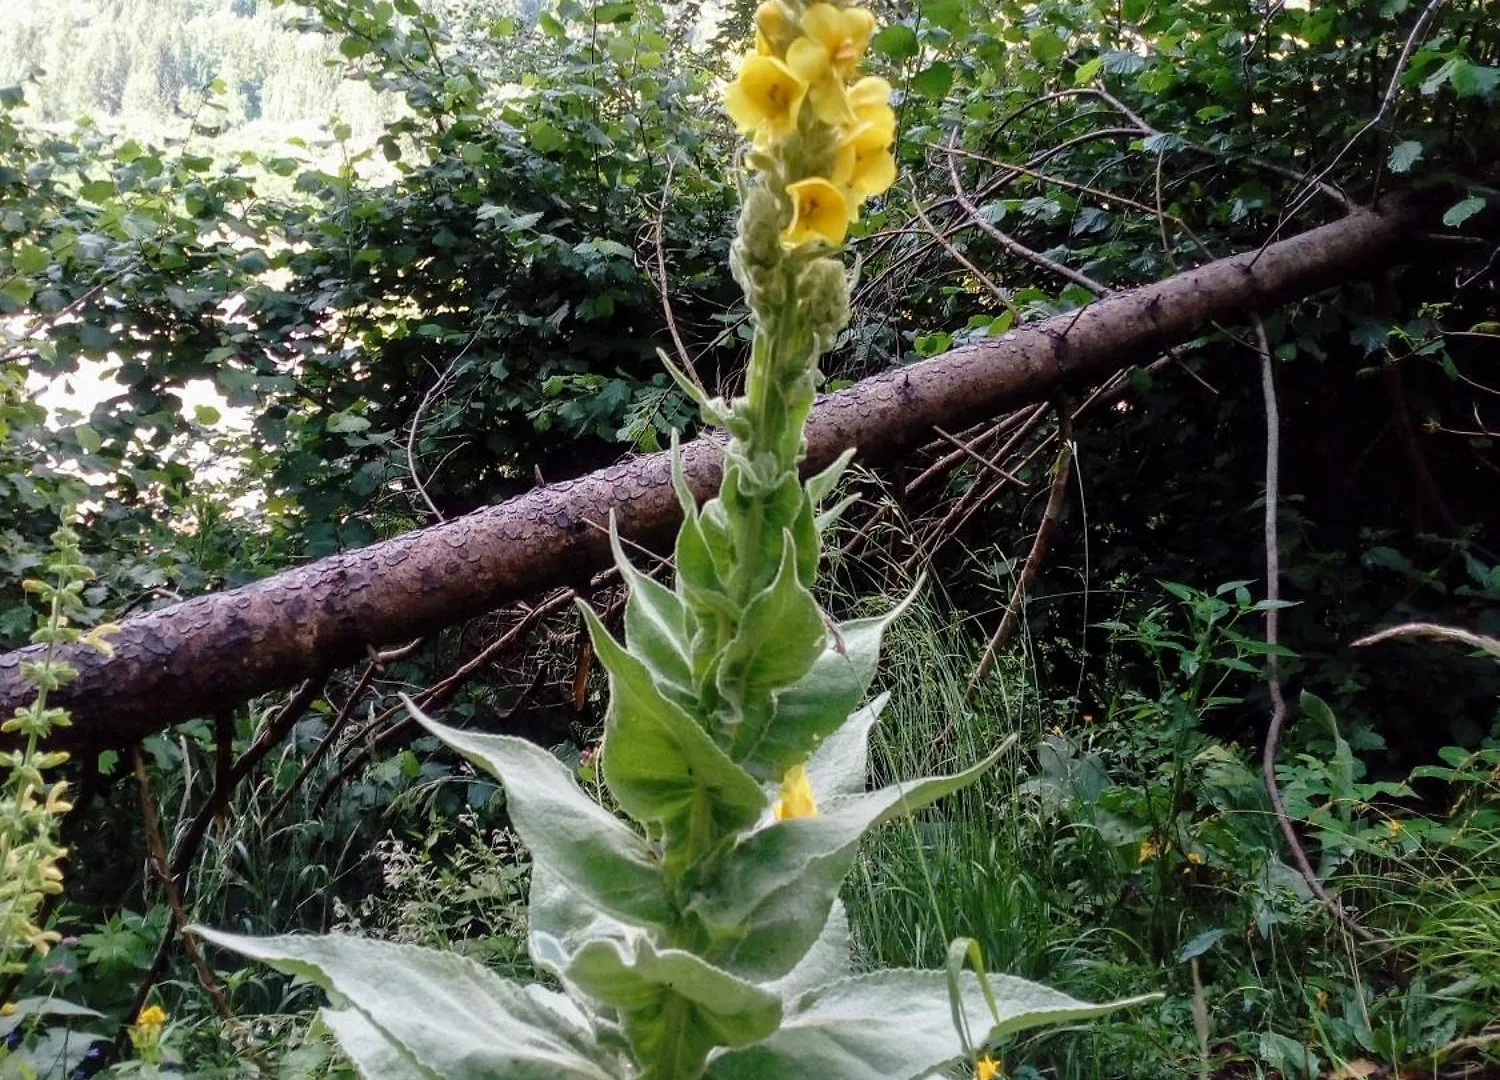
[199,4,1150,1077]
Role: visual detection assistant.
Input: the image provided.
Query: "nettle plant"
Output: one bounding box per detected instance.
[200,4,1148,1077]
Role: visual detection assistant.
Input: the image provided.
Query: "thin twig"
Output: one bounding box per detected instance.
[128,746,239,1030]
[1253,313,1378,944]
[945,132,1112,296]
[931,427,1029,487]
[315,591,576,812]
[966,405,1075,701]
[125,673,329,1031]
[651,158,708,395]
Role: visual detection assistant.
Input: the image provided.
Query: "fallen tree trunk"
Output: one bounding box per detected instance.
[1,199,1426,749]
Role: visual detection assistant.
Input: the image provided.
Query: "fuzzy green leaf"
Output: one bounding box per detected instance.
[581,605,766,859]
[764,900,852,1002]
[733,583,918,781]
[609,516,695,696]
[694,745,1005,980]
[717,530,826,737]
[805,448,856,506]
[405,704,673,930]
[804,692,889,798]
[193,930,617,1080]
[706,970,1156,1080]
[566,926,782,1078]
[319,1006,431,1080]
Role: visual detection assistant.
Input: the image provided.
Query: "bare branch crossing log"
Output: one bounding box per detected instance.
[0,200,1430,749]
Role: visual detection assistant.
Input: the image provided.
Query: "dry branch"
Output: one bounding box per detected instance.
[0,197,1435,749]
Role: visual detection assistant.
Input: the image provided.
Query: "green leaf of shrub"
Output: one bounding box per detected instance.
[872,24,919,60]
[1442,196,1485,228]
[910,62,954,99]
[1386,139,1423,173]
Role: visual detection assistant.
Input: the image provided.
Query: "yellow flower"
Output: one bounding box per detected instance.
[773,763,818,820]
[846,76,896,150]
[755,1,789,55]
[136,1004,168,1029]
[1138,837,1161,863]
[783,178,850,248]
[1186,850,1204,864]
[975,1054,1002,1080]
[1315,989,1329,1011]
[785,4,877,125]
[836,141,897,201]
[1386,819,1405,837]
[725,54,808,141]
[1,1002,16,1017]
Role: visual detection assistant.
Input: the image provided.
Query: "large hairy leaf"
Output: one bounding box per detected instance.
[803,691,890,798]
[717,529,827,756]
[734,581,919,781]
[319,1007,431,1080]
[707,970,1157,1080]
[581,604,766,862]
[565,925,783,1080]
[608,516,695,698]
[406,704,672,931]
[763,900,852,1002]
[693,746,1005,980]
[194,930,618,1080]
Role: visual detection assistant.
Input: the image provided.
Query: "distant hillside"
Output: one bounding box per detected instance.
[0,0,392,132]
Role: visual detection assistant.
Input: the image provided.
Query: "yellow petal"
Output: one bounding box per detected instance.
[850,146,897,198]
[785,35,832,85]
[852,104,896,150]
[772,763,819,819]
[800,4,845,50]
[807,77,856,126]
[783,178,849,248]
[801,4,876,76]
[831,141,857,186]
[849,75,893,110]
[755,0,788,41]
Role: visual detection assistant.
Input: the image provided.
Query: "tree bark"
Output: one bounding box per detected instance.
[0,199,1427,750]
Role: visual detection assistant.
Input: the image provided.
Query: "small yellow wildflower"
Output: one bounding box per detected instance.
[136,1004,168,1029]
[975,1054,1002,1080]
[1,1002,16,1017]
[1386,819,1405,837]
[785,4,876,124]
[1186,850,1204,864]
[724,55,808,141]
[1138,837,1161,863]
[1315,989,1329,1011]
[773,763,818,820]
[784,178,850,248]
